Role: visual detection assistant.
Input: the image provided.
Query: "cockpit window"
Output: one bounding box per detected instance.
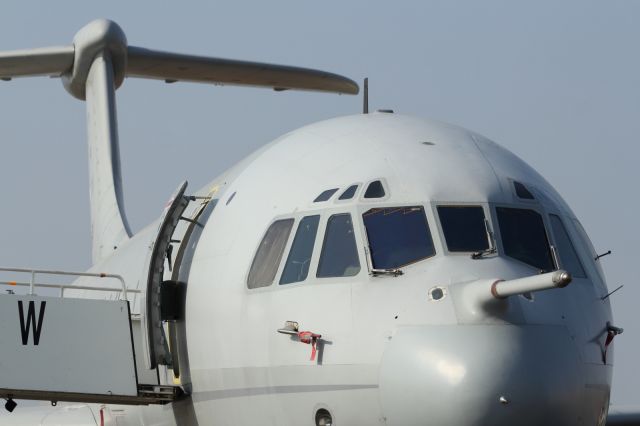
[437,206,489,252]
[364,180,385,198]
[314,188,339,202]
[496,207,554,272]
[514,181,535,200]
[280,215,320,285]
[572,219,606,284]
[549,214,586,278]
[339,184,359,200]
[317,214,361,278]
[363,206,435,269]
[247,219,294,289]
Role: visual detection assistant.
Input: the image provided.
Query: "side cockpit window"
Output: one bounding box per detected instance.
[549,214,586,278]
[317,214,361,277]
[280,215,320,285]
[438,206,489,252]
[363,206,435,269]
[496,207,554,272]
[572,219,606,284]
[247,219,294,289]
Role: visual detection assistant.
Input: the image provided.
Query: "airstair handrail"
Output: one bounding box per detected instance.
[0,267,135,300]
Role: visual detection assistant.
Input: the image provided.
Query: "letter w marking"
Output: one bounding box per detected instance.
[18,300,46,345]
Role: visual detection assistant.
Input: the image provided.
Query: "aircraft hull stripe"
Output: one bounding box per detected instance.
[192,384,378,401]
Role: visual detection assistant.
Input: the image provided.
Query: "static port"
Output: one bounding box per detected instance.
[315,408,333,426]
[429,286,446,301]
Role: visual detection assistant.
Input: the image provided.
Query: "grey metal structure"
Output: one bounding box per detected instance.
[0,295,137,400]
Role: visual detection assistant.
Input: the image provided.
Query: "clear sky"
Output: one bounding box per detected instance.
[0,0,638,406]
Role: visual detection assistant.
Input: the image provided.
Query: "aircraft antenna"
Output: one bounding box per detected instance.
[601,284,624,301]
[363,77,369,114]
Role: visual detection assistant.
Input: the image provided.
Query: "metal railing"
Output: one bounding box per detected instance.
[0,267,140,300]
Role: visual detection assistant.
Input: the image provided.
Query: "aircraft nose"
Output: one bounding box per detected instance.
[379,325,584,426]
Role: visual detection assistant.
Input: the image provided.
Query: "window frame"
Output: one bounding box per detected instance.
[335,183,362,204]
[508,179,539,205]
[491,204,557,272]
[316,212,363,279]
[570,218,608,290]
[313,188,339,203]
[358,202,438,272]
[547,213,587,279]
[433,203,494,255]
[279,214,321,285]
[246,217,295,289]
[247,208,366,291]
[359,178,390,203]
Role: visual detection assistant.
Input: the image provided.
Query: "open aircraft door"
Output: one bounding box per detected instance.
[140,181,190,371]
[139,181,212,377]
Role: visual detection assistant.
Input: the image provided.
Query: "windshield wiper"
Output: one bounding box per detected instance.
[371,268,404,277]
[471,218,497,259]
[471,247,497,259]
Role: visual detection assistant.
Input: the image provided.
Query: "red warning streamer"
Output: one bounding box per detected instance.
[297,331,322,361]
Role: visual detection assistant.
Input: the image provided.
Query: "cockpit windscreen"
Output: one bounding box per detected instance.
[549,214,586,278]
[363,206,435,269]
[317,214,361,278]
[438,206,489,252]
[496,207,554,272]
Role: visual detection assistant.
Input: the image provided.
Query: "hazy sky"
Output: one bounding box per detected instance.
[0,0,638,406]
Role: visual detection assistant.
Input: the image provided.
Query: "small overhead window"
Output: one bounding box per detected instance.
[314,188,339,202]
[363,206,435,269]
[280,215,320,285]
[549,215,586,278]
[364,180,386,198]
[247,219,294,289]
[317,214,361,278]
[438,206,489,252]
[496,207,554,272]
[339,184,359,200]
[514,181,535,200]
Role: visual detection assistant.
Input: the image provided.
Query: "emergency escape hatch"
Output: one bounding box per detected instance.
[0,182,208,406]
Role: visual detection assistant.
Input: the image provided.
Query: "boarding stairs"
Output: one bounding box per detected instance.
[0,183,212,408]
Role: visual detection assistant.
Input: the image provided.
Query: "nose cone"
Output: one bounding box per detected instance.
[379,325,584,426]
